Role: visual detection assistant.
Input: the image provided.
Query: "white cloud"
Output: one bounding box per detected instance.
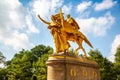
[62,4,72,15]
[0,31,33,51]
[77,1,92,13]
[108,55,115,62]
[25,15,39,33]
[108,34,120,62]
[94,0,117,11]
[31,0,63,18]
[0,63,4,68]
[76,12,115,37]
[111,34,120,54]
[0,0,25,30]
[0,0,38,51]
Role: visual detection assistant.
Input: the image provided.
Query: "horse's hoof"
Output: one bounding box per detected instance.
[75,52,78,56]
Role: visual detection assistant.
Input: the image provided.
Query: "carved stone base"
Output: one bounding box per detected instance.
[46,52,100,80]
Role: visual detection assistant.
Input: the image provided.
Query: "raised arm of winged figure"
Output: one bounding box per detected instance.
[38,15,50,25]
[38,14,61,29]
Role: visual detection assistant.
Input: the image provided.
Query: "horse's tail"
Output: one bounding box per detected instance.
[78,32,93,48]
[84,36,93,48]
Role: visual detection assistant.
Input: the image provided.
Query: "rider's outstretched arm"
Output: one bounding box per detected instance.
[38,14,50,25]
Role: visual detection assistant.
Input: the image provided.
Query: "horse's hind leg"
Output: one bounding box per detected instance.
[75,47,87,58]
[81,47,87,58]
[75,47,80,56]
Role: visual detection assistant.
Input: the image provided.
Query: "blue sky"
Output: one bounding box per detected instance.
[0,0,120,62]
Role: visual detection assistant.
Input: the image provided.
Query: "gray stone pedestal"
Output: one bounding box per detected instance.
[46,53,100,80]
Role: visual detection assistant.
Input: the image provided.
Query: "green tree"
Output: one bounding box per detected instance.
[88,49,116,80]
[6,50,32,80]
[0,51,7,80]
[32,45,53,80]
[0,68,7,80]
[0,51,6,65]
[114,45,120,79]
[6,44,53,80]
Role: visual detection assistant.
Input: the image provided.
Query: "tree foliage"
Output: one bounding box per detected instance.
[0,44,53,80]
[114,45,120,79]
[0,51,6,79]
[0,51,6,64]
[88,49,116,80]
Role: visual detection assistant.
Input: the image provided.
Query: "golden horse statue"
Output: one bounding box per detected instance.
[38,9,93,57]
